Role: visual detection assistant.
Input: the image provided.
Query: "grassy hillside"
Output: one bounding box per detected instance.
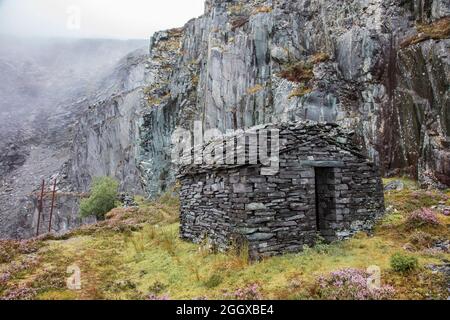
[1,180,449,300]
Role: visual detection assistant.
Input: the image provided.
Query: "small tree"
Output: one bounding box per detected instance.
[80,176,119,220]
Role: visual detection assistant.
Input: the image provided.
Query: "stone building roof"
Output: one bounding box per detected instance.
[178,121,367,175]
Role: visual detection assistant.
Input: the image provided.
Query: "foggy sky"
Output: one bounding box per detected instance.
[0,0,205,39]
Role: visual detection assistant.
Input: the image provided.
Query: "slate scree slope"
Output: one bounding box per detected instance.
[0,0,449,238]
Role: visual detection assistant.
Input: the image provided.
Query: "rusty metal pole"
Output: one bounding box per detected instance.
[48,179,57,233]
[36,179,45,237]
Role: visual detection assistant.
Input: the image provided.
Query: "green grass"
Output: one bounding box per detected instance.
[1,182,449,300]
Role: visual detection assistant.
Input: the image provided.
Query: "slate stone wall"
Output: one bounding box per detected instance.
[179,123,385,259]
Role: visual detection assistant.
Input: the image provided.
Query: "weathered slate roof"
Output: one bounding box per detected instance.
[178,121,366,175]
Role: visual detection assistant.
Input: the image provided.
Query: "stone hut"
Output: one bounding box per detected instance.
[178,121,385,259]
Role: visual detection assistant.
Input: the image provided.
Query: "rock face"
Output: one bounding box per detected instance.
[0,38,148,239]
[178,122,385,258]
[139,0,450,196]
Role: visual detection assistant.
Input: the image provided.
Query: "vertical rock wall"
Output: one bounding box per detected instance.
[139,0,450,196]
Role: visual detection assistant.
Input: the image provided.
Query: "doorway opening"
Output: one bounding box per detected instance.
[314,167,336,242]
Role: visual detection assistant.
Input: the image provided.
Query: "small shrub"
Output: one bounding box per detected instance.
[313,235,332,254]
[315,268,395,300]
[405,208,440,229]
[79,177,119,219]
[224,283,262,300]
[204,274,223,289]
[390,253,419,274]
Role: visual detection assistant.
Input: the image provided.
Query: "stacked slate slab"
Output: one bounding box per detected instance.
[178,121,385,259]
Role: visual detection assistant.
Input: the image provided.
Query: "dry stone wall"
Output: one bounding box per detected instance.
[179,122,385,259]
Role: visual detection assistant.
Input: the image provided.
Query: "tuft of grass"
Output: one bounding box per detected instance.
[385,189,448,214]
[279,61,314,83]
[400,17,450,48]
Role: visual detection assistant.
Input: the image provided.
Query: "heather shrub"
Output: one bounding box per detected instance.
[224,283,262,300]
[315,268,395,300]
[0,240,39,264]
[390,253,419,274]
[147,293,170,300]
[0,241,17,263]
[80,176,119,219]
[405,208,440,229]
[1,285,37,300]
[0,272,11,291]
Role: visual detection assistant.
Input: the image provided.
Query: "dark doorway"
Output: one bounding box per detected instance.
[314,168,336,241]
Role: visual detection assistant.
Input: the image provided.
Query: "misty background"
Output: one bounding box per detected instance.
[0,0,205,39]
[0,0,205,133]
[0,0,205,180]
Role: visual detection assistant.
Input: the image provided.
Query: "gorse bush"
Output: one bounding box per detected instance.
[80,177,119,219]
[390,253,419,274]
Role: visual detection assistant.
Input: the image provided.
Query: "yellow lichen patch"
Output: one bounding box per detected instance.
[309,52,330,64]
[252,6,272,15]
[247,84,264,95]
[288,86,313,99]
